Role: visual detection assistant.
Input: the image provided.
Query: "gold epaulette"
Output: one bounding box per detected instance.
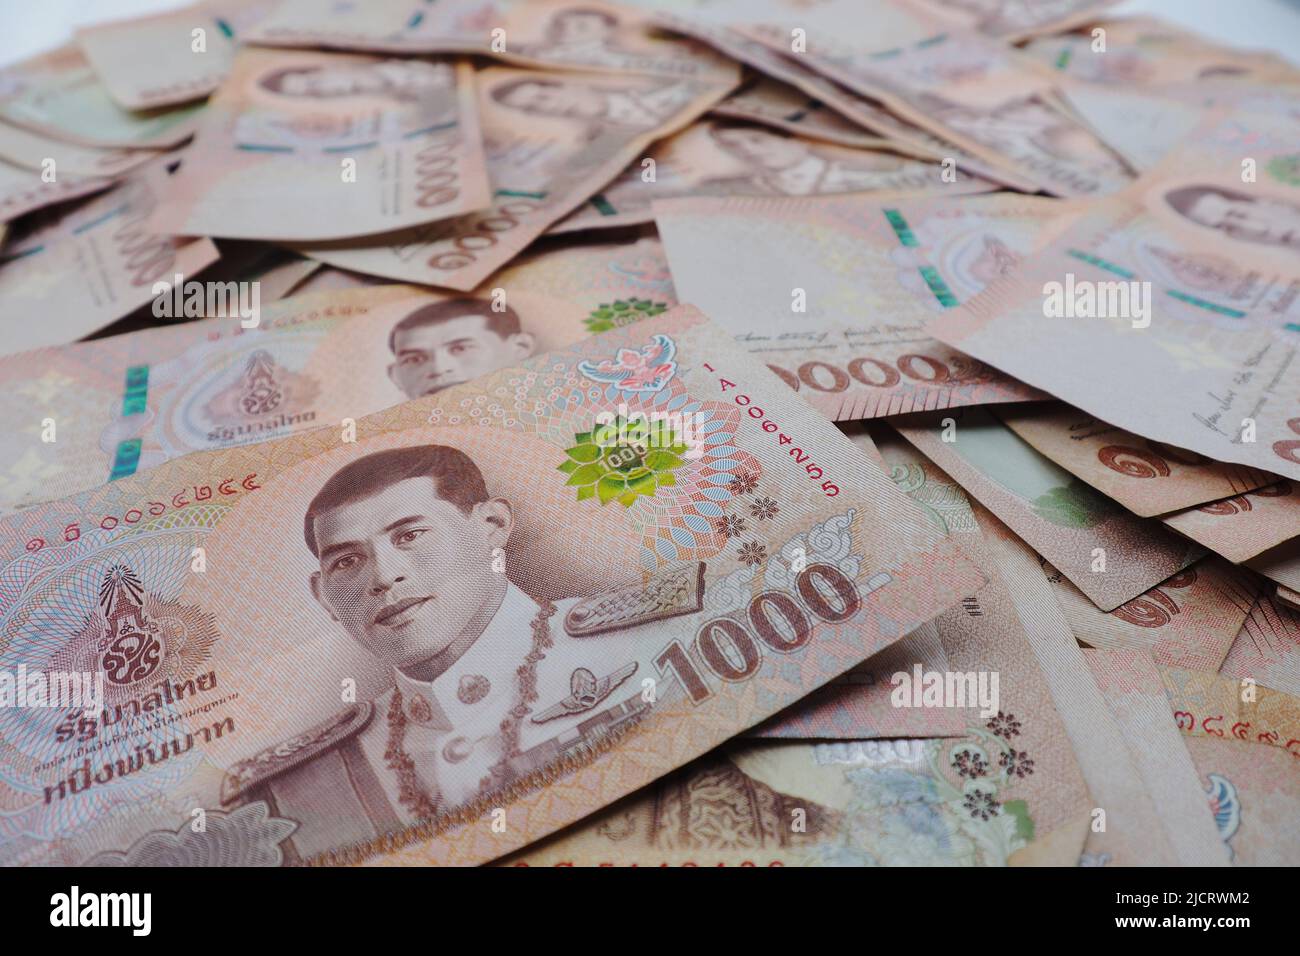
[220,702,374,806]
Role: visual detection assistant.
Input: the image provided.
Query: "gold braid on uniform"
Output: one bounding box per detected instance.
[385,690,441,822]
[478,600,556,797]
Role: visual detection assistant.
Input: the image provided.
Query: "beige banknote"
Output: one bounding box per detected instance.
[937,503,1200,865]
[997,402,1278,517]
[0,45,204,149]
[901,0,1119,41]
[0,120,160,179]
[0,305,985,867]
[653,12,1039,191]
[1162,480,1300,563]
[930,192,1300,483]
[895,408,1203,611]
[738,23,1133,198]
[0,156,111,223]
[1180,735,1300,865]
[0,236,676,511]
[1159,666,1300,760]
[711,76,896,150]
[1082,648,1232,866]
[150,50,489,242]
[295,65,736,289]
[755,429,1018,741]
[0,163,219,358]
[656,191,1066,421]
[1279,584,1300,613]
[76,1,273,110]
[1220,591,1300,700]
[502,726,1090,867]
[554,119,989,234]
[246,0,735,81]
[1021,16,1300,88]
[1043,557,1259,671]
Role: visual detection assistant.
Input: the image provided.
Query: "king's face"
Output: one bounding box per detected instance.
[310,477,500,669]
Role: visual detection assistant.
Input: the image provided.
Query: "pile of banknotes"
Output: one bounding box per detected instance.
[0,0,1298,868]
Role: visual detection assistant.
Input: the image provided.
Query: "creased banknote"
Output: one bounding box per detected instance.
[1043,556,1259,671]
[997,402,1278,517]
[151,49,490,242]
[653,12,1037,192]
[246,0,736,81]
[294,65,735,288]
[929,188,1300,482]
[895,407,1203,610]
[656,192,1061,421]
[76,0,273,110]
[0,45,204,149]
[711,77,896,150]
[975,507,1212,865]
[0,156,110,223]
[0,304,985,866]
[1082,648,1232,866]
[901,0,1120,42]
[1220,591,1300,700]
[1163,480,1300,563]
[554,118,990,234]
[0,120,160,179]
[0,237,676,511]
[738,24,1133,198]
[0,162,220,358]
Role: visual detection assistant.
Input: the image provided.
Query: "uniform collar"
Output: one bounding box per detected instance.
[391,582,542,731]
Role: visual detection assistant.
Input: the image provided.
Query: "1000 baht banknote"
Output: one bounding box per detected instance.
[0,305,984,866]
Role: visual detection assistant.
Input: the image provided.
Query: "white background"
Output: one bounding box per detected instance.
[0,0,1298,67]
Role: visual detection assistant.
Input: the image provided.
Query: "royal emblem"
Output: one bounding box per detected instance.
[578,334,677,393]
[98,566,164,685]
[57,564,218,700]
[237,350,284,416]
[530,663,638,723]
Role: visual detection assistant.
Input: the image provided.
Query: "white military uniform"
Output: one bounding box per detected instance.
[221,563,705,863]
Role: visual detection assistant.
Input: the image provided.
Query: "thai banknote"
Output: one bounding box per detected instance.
[245,0,735,82]
[1278,584,1300,614]
[553,119,989,234]
[738,24,1133,198]
[756,428,1078,742]
[1179,734,1300,866]
[929,190,1300,483]
[1158,666,1300,760]
[711,77,896,150]
[894,408,1203,611]
[1220,591,1300,700]
[974,506,1215,865]
[652,12,1037,191]
[502,723,1090,866]
[1042,556,1259,671]
[996,402,1278,517]
[655,191,1065,421]
[0,236,676,511]
[0,120,160,179]
[150,49,490,242]
[0,45,204,149]
[0,163,220,358]
[0,304,986,866]
[900,0,1120,42]
[1020,16,1299,88]
[294,65,736,289]
[1082,649,1232,866]
[0,157,110,223]
[1162,480,1300,563]
[76,0,274,110]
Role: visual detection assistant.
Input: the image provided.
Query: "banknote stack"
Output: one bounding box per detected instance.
[0,0,1297,869]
